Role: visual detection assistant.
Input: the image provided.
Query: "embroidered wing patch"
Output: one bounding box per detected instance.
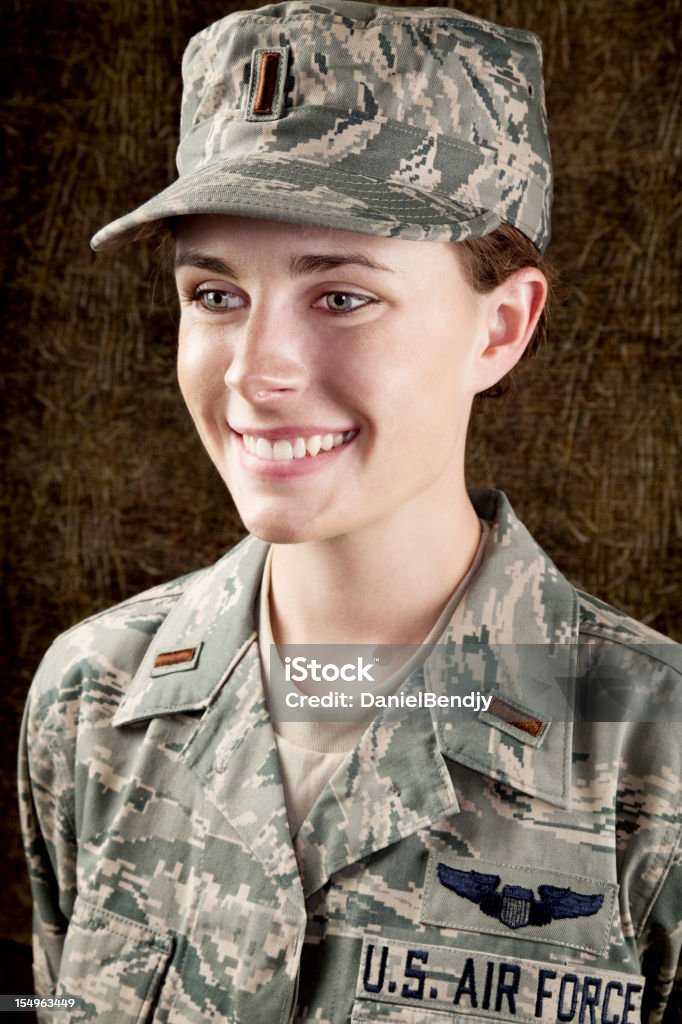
[437,864,604,930]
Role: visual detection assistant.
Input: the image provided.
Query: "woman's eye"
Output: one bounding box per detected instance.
[195,288,244,311]
[318,292,375,314]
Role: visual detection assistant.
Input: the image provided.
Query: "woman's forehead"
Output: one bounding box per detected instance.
[174,213,458,274]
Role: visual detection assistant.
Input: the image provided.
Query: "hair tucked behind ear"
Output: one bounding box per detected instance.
[456,224,556,399]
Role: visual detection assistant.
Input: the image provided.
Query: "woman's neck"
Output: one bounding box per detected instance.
[268,486,481,647]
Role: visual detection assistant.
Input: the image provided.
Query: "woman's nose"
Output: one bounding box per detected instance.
[224,303,308,402]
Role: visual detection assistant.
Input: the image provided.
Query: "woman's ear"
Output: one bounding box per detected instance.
[473,268,548,394]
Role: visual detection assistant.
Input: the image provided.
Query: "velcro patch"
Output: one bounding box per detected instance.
[421,855,617,955]
[356,939,644,1023]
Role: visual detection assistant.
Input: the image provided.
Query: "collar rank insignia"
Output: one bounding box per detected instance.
[437,864,604,931]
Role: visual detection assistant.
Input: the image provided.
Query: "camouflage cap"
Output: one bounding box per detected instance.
[90,1,553,253]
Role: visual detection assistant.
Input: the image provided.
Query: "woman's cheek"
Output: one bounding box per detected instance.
[178,331,228,405]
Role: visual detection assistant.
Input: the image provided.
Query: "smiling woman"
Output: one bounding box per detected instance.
[171,214,545,572]
[17,2,680,1023]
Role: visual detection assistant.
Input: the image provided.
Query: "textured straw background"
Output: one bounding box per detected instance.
[2,0,681,1001]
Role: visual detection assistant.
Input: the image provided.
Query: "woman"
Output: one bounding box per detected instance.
[19,2,680,1023]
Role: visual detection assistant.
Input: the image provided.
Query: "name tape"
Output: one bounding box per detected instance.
[356,939,644,1023]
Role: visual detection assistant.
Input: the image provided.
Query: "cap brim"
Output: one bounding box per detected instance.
[90,156,502,251]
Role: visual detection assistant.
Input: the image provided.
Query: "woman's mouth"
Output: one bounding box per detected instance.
[241,430,357,463]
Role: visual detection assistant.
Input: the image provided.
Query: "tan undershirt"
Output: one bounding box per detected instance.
[258,520,490,837]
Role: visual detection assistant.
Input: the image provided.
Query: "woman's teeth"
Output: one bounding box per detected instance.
[243,430,356,462]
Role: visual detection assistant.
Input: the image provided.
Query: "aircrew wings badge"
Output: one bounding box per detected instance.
[437,864,604,931]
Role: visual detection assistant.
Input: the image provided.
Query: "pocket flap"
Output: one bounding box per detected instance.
[55,898,173,1023]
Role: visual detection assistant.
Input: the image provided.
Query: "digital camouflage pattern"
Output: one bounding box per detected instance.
[19,490,681,1023]
[90,1,553,252]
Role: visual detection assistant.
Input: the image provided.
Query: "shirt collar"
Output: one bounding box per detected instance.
[114,489,579,808]
[429,489,579,808]
[112,533,269,726]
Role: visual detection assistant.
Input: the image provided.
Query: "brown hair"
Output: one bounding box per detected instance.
[456,222,555,399]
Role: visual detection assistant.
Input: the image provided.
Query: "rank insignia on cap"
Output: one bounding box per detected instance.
[437,864,604,930]
[246,46,289,121]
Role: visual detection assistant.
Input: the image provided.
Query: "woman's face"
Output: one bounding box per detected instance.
[174,215,493,544]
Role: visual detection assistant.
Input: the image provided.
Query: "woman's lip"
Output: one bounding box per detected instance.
[231,425,357,440]
[234,429,357,477]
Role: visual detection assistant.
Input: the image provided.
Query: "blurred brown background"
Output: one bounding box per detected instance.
[2,0,680,1006]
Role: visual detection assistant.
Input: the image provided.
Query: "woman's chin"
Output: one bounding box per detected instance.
[238,506,321,545]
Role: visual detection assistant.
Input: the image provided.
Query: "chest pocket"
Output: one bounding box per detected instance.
[55,897,173,1023]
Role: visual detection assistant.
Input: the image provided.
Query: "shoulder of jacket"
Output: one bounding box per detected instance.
[573,592,681,939]
[29,541,250,711]
[44,531,257,645]
[576,587,681,674]
[56,566,209,636]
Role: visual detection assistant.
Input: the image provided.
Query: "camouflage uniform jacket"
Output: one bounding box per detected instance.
[19,489,681,1024]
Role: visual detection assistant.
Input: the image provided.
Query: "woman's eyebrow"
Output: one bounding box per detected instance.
[289,252,394,276]
[174,248,393,278]
[175,249,239,277]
